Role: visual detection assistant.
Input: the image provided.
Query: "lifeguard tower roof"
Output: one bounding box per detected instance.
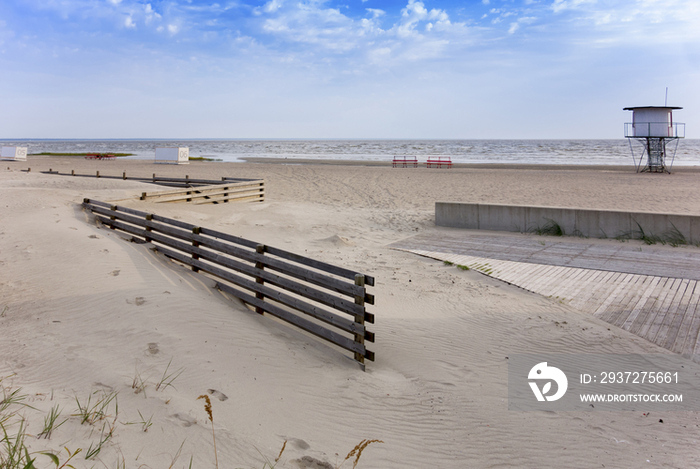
[623,106,682,111]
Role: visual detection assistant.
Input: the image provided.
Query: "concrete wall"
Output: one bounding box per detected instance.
[436,202,700,244]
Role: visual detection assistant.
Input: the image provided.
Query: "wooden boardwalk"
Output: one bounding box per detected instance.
[391,232,700,358]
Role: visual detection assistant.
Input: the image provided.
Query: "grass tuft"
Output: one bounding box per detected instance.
[665,223,687,247]
[74,390,118,425]
[275,440,287,463]
[197,395,218,469]
[84,422,114,460]
[534,218,564,237]
[38,404,67,439]
[340,439,384,469]
[155,358,184,392]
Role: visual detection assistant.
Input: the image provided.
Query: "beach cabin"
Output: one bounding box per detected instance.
[1,146,28,161]
[155,147,189,165]
[624,106,682,138]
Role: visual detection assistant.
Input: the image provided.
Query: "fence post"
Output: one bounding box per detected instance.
[354,274,366,370]
[123,171,126,180]
[255,244,266,314]
[191,227,201,272]
[96,171,100,178]
[145,214,153,243]
[109,205,117,230]
[71,170,75,176]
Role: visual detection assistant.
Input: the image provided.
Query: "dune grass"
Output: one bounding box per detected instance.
[2,373,381,469]
[29,152,132,157]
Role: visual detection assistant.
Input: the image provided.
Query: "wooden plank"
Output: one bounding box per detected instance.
[631,277,674,336]
[518,264,561,293]
[575,271,625,313]
[676,284,700,355]
[147,184,264,203]
[490,259,532,284]
[608,275,651,327]
[90,201,375,314]
[215,281,371,358]
[563,269,607,302]
[92,214,368,318]
[536,266,580,298]
[641,278,682,341]
[662,281,697,351]
[555,268,601,302]
[92,216,370,316]
[507,263,550,289]
[152,176,234,185]
[191,192,265,205]
[567,270,617,310]
[621,276,662,331]
[592,273,634,318]
[601,274,646,325]
[89,205,366,299]
[153,243,369,337]
[140,184,229,199]
[653,279,690,347]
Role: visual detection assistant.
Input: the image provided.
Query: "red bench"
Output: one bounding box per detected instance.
[425,157,452,168]
[85,153,116,160]
[392,156,418,168]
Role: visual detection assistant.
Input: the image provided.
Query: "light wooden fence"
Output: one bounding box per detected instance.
[82,199,375,369]
[139,180,264,204]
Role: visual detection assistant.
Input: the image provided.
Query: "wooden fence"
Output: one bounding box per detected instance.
[82,199,375,369]
[139,180,264,205]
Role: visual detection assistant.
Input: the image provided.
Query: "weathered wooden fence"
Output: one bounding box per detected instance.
[139,180,264,205]
[82,199,375,369]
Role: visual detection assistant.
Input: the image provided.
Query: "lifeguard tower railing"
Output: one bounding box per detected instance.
[624,122,685,138]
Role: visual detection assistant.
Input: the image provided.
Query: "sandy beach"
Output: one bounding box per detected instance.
[2,155,700,468]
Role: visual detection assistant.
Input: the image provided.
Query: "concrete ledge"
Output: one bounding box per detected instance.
[436,202,700,244]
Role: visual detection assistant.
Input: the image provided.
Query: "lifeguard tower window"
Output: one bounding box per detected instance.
[624,106,685,173]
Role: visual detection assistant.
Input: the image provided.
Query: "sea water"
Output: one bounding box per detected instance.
[2,139,698,166]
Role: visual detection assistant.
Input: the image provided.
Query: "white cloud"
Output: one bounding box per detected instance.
[144,4,161,24]
[551,0,593,13]
[508,16,537,34]
[264,0,283,13]
[124,16,136,28]
[167,24,180,34]
[366,8,385,19]
[397,0,450,37]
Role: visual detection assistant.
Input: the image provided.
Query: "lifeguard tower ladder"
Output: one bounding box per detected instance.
[624,106,684,173]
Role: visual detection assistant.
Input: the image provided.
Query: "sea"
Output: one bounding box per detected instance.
[2,139,699,166]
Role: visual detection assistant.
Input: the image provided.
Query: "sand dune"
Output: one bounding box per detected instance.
[2,158,700,468]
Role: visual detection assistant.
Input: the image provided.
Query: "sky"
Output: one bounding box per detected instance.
[0,0,698,139]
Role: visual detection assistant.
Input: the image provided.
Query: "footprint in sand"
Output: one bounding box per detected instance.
[170,413,197,427]
[292,456,333,469]
[88,234,101,239]
[126,297,146,306]
[207,389,228,401]
[147,343,159,355]
[110,270,120,276]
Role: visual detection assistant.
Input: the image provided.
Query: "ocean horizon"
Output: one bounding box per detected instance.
[2,138,698,166]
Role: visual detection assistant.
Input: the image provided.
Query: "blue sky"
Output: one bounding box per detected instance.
[1,0,698,138]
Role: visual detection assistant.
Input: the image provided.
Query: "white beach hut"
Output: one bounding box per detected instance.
[155,147,189,165]
[624,106,684,173]
[1,146,28,161]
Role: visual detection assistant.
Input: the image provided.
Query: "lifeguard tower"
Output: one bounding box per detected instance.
[624,106,684,173]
